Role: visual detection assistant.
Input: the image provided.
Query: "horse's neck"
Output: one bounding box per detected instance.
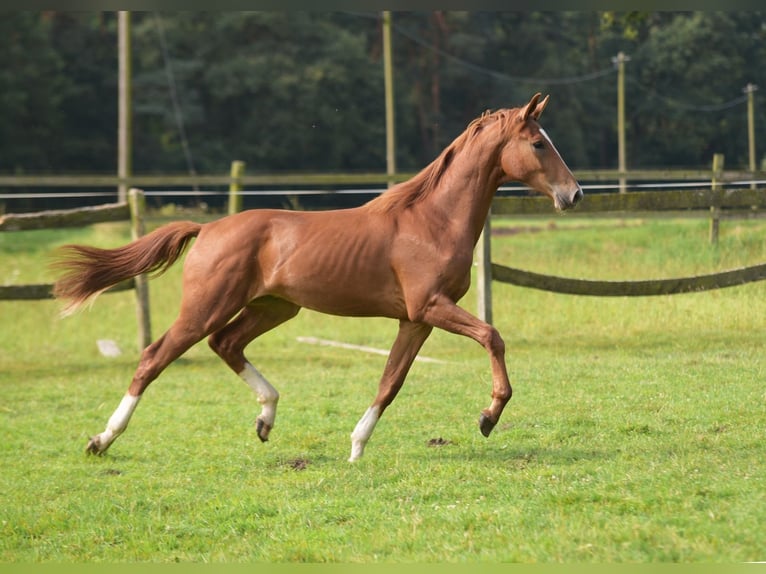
[421,144,503,244]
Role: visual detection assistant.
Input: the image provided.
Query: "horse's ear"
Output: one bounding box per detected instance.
[520,93,542,121]
[531,94,550,120]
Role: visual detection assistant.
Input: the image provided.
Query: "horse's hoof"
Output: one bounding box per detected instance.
[479,413,496,437]
[85,436,104,456]
[256,418,271,442]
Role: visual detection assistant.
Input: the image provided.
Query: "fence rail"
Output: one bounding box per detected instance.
[0,202,130,231]
[490,262,766,297]
[0,189,151,351]
[491,187,766,216]
[2,167,766,190]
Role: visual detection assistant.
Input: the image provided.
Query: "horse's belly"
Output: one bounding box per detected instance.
[298,291,406,318]
[264,235,406,318]
[274,263,405,318]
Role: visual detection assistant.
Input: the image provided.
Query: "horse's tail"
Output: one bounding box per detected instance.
[52,220,202,316]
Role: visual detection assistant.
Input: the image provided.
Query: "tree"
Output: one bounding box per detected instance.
[49,12,118,172]
[0,13,69,173]
[2,11,765,183]
[129,12,386,175]
[627,12,766,168]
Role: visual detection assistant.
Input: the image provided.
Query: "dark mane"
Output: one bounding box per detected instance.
[367,108,517,214]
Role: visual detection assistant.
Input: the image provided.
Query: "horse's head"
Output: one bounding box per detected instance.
[499,93,583,211]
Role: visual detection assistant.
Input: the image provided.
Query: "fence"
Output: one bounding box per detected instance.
[0,188,151,351]
[476,154,766,324]
[4,157,766,332]
[3,159,766,207]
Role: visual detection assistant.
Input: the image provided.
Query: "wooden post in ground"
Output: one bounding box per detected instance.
[476,213,493,325]
[612,51,630,194]
[744,84,758,190]
[229,160,245,215]
[118,11,132,204]
[383,11,396,189]
[709,153,724,246]
[129,188,152,350]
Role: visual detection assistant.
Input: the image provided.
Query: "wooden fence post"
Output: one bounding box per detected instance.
[709,153,724,245]
[229,160,245,215]
[476,212,493,325]
[129,188,152,350]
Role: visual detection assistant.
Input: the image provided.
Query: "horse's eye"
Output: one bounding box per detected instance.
[532,140,545,150]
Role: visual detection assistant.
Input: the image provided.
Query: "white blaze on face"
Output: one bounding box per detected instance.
[538,127,579,209]
[538,128,565,163]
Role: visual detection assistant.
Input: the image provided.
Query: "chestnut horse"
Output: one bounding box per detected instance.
[53,93,582,462]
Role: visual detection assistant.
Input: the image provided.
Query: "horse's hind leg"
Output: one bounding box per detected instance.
[86,320,211,455]
[208,297,301,443]
[86,289,250,455]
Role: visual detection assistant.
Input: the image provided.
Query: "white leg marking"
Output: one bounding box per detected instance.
[239,363,279,429]
[349,405,380,462]
[95,393,141,450]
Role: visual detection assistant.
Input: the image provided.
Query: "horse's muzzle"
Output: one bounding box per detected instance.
[555,186,583,211]
[573,186,584,204]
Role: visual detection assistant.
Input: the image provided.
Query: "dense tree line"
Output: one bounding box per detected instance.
[2,11,766,180]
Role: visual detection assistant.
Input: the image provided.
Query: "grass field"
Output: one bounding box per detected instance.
[1,211,765,562]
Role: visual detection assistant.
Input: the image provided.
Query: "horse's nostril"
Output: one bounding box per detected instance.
[573,187,583,204]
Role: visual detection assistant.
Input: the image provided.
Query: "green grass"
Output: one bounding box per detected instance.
[1,214,765,562]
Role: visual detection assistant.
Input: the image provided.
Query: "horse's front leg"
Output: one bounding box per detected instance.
[86,393,141,454]
[419,294,511,437]
[349,320,433,461]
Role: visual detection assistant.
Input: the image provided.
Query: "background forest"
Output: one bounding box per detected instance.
[2,11,766,180]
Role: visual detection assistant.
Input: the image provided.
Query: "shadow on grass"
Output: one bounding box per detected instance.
[2,358,136,382]
[2,355,206,383]
[420,441,611,468]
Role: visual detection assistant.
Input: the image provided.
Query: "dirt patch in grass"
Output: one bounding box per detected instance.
[287,458,310,471]
[427,437,453,447]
